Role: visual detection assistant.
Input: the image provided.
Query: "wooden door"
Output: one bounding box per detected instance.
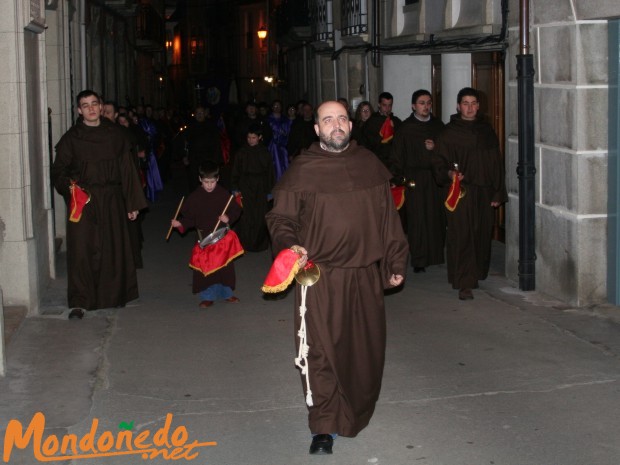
[472,51,506,242]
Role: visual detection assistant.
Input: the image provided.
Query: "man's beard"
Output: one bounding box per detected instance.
[319,129,350,152]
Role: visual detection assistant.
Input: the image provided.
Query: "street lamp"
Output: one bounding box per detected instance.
[257,26,268,40]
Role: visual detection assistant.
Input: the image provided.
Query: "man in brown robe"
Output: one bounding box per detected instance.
[52,90,148,319]
[183,106,223,191]
[359,91,402,168]
[434,87,507,300]
[286,102,318,159]
[104,102,145,269]
[266,101,408,455]
[391,89,446,272]
[231,125,275,252]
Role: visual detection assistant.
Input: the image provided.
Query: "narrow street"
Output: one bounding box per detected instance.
[2,173,620,465]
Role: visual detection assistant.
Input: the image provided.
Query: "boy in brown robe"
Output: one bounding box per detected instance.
[266,101,409,455]
[171,162,242,307]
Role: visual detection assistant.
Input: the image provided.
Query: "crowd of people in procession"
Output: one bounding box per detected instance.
[51,87,506,455]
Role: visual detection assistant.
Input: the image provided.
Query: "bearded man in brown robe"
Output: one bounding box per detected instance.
[434,87,507,300]
[266,101,408,455]
[52,90,147,319]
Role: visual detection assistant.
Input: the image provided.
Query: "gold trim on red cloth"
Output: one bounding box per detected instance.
[189,230,244,277]
[444,175,461,212]
[69,181,91,223]
[261,248,301,293]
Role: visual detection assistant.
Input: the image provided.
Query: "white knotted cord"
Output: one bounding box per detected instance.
[294,285,313,407]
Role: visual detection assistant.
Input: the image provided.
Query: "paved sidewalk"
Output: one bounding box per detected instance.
[2,181,620,465]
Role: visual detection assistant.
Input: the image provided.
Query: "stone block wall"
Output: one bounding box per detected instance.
[0,288,5,377]
[0,0,36,310]
[505,1,612,305]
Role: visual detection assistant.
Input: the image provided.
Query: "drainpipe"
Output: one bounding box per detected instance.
[302,42,308,98]
[333,59,338,99]
[371,0,380,67]
[364,53,370,101]
[80,0,87,89]
[516,0,536,290]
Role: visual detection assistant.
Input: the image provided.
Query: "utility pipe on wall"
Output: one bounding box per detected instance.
[333,58,338,99]
[80,0,87,90]
[371,0,380,68]
[364,53,370,101]
[302,42,308,98]
[516,0,536,290]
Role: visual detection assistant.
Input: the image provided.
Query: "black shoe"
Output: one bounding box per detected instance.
[309,434,333,455]
[68,308,85,320]
[458,288,474,300]
[413,267,426,273]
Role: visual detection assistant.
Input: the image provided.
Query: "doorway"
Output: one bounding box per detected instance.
[472,51,506,242]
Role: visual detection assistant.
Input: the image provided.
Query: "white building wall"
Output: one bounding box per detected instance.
[383,54,432,120]
[440,53,471,123]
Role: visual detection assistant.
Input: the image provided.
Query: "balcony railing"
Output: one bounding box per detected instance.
[341,0,368,36]
[309,0,333,42]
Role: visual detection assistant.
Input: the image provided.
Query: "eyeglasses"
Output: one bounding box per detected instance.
[361,109,370,113]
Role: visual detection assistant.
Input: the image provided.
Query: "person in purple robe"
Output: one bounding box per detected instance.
[267,100,291,181]
[138,107,163,202]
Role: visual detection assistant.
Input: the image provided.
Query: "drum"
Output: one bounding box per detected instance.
[199,226,229,249]
[189,229,244,276]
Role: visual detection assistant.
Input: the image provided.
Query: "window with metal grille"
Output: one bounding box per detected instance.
[341,0,368,36]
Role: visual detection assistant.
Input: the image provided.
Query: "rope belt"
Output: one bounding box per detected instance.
[294,285,313,407]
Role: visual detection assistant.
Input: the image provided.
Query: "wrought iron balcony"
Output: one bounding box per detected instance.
[341,0,368,36]
[309,0,333,42]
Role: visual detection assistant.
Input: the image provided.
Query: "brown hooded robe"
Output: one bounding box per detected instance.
[434,114,508,290]
[266,140,408,437]
[391,114,446,268]
[52,119,148,310]
[177,184,242,294]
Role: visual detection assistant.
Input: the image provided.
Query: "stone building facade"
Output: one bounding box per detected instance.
[292,0,620,306]
[0,0,55,315]
[1,0,619,329]
[0,0,163,321]
[505,1,613,305]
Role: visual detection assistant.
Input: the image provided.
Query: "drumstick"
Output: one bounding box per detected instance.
[165,196,185,241]
[211,194,234,235]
